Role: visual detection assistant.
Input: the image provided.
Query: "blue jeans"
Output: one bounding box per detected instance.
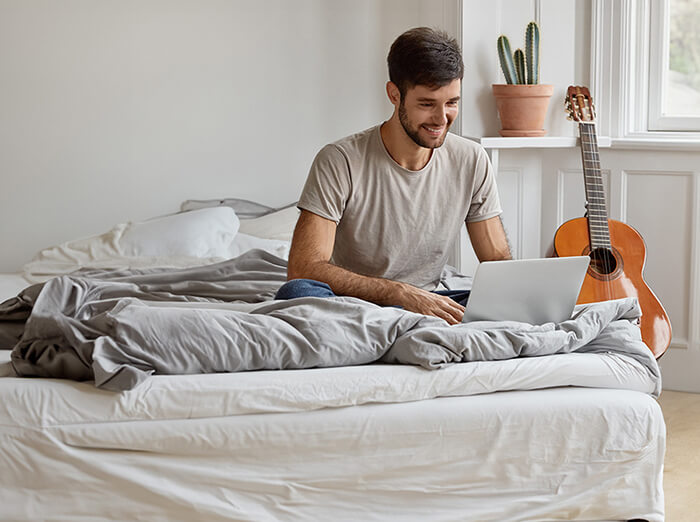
[275,279,470,307]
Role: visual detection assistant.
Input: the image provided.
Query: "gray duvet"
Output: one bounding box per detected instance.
[1,250,660,392]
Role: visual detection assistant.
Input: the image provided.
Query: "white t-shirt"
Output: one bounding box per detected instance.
[298,125,502,290]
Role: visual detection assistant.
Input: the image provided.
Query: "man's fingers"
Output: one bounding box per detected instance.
[449,307,465,324]
[433,308,460,325]
[397,286,466,324]
[433,298,465,325]
[439,297,465,324]
[435,306,462,325]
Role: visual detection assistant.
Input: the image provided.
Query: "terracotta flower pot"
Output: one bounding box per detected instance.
[492,84,554,137]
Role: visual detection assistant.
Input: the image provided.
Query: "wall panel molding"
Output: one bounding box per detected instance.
[618,168,628,222]
[499,167,525,259]
[555,167,611,226]
[621,168,698,390]
[689,171,700,351]
[556,169,571,226]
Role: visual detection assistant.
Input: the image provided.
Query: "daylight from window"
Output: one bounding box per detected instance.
[666,0,700,116]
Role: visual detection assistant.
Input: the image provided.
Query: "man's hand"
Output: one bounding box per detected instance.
[393,282,465,325]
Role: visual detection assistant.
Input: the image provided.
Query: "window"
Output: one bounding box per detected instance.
[592,0,700,140]
[649,0,700,130]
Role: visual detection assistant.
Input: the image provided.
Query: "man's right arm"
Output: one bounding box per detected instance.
[287,210,466,325]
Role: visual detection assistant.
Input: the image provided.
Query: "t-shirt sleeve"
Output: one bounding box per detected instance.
[466,146,502,223]
[297,144,351,224]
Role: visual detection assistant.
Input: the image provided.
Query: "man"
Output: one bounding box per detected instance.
[277,27,511,325]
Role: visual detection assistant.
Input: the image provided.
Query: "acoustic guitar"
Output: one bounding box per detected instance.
[553,86,671,358]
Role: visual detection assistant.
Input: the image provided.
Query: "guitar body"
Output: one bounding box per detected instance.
[554,217,672,358]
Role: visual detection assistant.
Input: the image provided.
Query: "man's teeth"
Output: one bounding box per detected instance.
[425,126,442,132]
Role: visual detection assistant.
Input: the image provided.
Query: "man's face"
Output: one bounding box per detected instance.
[397,79,461,149]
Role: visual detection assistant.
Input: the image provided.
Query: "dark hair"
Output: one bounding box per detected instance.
[387,27,464,97]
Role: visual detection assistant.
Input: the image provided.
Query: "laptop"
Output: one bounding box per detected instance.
[461,256,590,324]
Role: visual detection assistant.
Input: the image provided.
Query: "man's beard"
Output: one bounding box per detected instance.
[398,100,450,149]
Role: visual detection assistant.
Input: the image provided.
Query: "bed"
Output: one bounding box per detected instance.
[0,200,666,521]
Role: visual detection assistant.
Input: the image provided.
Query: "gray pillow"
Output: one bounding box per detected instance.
[180,198,297,220]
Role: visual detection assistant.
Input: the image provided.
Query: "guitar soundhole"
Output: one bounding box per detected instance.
[589,248,617,275]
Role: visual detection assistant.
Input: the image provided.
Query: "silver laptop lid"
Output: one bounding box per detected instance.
[461,256,590,324]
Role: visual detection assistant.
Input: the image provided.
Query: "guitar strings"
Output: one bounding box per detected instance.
[574,93,613,302]
[585,122,610,300]
[581,121,613,301]
[592,123,612,301]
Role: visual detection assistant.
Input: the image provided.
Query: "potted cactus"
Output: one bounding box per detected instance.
[492,22,553,136]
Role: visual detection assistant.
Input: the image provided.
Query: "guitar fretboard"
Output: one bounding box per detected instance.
[578,122,610,249]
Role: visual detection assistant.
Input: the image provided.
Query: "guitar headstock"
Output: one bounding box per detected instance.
[565,85,596,123]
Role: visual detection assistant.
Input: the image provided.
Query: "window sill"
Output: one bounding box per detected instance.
[468,136,612,149]
[611,136,700,151]
[468,135,700,152]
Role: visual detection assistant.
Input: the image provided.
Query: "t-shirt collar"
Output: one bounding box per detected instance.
[375,124,438,174]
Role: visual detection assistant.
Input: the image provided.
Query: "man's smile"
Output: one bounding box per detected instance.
[423,125,446,136]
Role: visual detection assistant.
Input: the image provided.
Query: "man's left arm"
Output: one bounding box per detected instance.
[466,216,512,261]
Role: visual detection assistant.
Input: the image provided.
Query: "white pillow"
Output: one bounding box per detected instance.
[227,232,290,260]
[237,206,299,241]
[120,207,239,258]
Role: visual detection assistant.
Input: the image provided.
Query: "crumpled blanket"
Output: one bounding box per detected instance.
[0,250,660,393]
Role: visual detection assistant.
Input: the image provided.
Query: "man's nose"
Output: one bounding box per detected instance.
[433,106,448,125]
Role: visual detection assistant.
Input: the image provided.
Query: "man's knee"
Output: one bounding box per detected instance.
[275,279,336,300]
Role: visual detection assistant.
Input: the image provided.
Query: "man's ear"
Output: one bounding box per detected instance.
[386,81,401,107]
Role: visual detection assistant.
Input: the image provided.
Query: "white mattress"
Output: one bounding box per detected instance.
[0,383,664,521]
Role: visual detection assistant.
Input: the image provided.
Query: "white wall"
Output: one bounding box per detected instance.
[0,0,459,271]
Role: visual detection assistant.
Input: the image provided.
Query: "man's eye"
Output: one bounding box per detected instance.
[420,103,433,107]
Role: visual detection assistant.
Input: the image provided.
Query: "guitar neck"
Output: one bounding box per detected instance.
[578,122,611,249]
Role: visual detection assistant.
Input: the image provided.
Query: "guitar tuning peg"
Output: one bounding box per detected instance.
[566,115,573,120]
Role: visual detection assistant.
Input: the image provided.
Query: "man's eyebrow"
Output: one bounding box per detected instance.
[416,96,461,102]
